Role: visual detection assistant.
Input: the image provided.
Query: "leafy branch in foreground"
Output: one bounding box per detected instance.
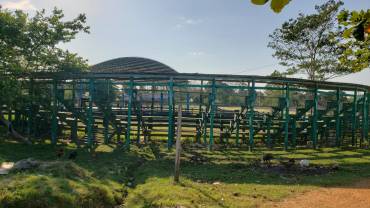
[251,0,291,13]
[338,9,370,72]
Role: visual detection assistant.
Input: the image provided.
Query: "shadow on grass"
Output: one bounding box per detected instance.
[1,139,370,189]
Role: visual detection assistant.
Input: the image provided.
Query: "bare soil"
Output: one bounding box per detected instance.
[262,179,370,208]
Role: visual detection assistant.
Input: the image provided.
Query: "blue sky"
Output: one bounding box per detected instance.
[1,0,369,84]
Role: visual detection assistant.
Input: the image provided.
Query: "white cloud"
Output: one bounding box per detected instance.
[182,17,203,25]
[189,51,206,56]
[174,17,204,30]
[1,0,36,11]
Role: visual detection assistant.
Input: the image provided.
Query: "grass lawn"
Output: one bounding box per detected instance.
[1,137,370,208]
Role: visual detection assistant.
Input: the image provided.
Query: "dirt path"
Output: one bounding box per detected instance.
[262,180,370,208]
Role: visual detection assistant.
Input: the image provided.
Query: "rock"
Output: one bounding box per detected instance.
[263,153,274,163]
[233,192,241,197]
[212,181,221,185]
[332,164,340,171]
[299,159,310,168]
[0,162,14,175]
[127,182,134,187]
[13,158,40,171]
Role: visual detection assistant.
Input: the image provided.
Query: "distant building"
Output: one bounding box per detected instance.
[87,57,178,106]
[90,57,178,74]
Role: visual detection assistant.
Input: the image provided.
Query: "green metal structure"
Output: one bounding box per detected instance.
[2,72,369,150]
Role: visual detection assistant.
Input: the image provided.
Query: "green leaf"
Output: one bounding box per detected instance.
[343,27,354,38]
[337,10,349,23]
[270,0,291,13]
[251,0,269,5]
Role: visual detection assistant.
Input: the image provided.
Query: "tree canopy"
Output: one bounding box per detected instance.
[268,0,353,81]
[0,7,89,140]
[0,7,89,75]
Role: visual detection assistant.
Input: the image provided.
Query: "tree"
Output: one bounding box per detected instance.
[0,7,89,74]
[0,7,89,141]
[268,0,354,81]
[337,9,370,72]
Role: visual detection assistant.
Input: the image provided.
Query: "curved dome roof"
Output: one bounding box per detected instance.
[90,57,177,74]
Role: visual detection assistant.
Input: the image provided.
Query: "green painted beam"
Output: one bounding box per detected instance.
[27,72,369,92]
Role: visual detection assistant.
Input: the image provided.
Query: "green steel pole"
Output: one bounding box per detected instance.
[137,103,141,144]
[126,78,134,148]
[351,89,357,146]
[335,88,341,146]
[284,84,290,150]
[122,90,125,108]
[365,91,369,143]
[71,80,78,143]
[248,80,256,151]
[168,77,174,148]
[151,87,155,114]
[312,86,318,149]
[209,79,216,150]
[103,115,109,144]
[292,118,297,148]
[236,115,240,145]
[199,80,203,114]
[51,79,58,145]
[160,92,163,112]
[27,78,34,137]
[202,112,207,144]
[104,80,110,144]
[267,117,272,148]
[186,92,190,112]
[87,78,95,147]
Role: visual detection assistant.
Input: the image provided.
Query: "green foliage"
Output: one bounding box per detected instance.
[0,8,89,74]
[337,9,370,72]
[0,7,89,134]
[268,0,351,81]
[251,0,291,13]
